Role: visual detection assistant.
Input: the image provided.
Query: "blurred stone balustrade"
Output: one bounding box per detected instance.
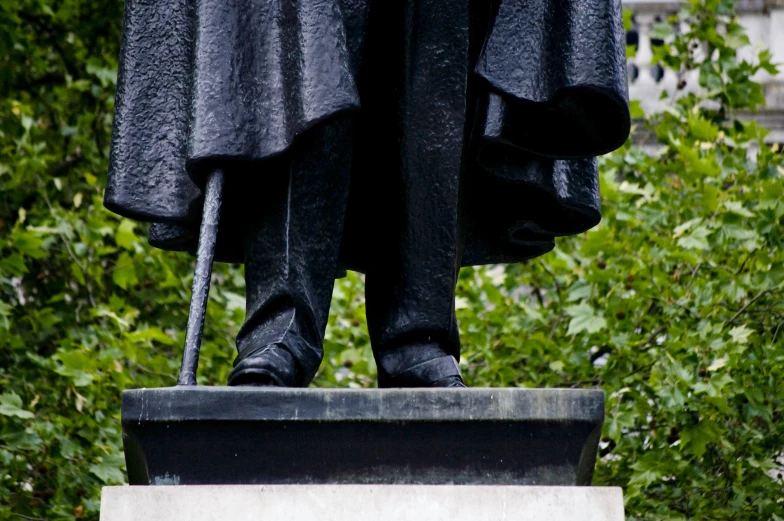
[624,0,784,143]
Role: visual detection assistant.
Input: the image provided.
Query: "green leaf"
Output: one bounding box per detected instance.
[0,300,13,329]
[723,201,754,217]
[53,350,97,387]
[125,327,176,346]
[0,392,35,419]
[115,219,138,250]
[688,115,719,141]
[548,360,565,372]
[112,252,139,290]
[566,284,592,302]
[673,218,700,238]
[86,60,118,87]
[677,226,712,250]
[630,100,645,119]
[565,303,607,335]
[11,229,48,259]
[629,465,661,488]
[89,454,126,483]
[681,420,721,458]
[707,357,727,372]
[728,325,753,344]
[650,22,674,40]
[223,291,246,312]
[0,253,28,276]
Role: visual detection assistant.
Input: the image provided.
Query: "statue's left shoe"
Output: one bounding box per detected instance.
[377,345,466,388]
[227,343,300,387]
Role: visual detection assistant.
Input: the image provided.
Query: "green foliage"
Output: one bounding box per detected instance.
[0,0,782,520]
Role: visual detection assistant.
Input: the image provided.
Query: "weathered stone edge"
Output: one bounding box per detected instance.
[100,485,625,521]
[122,387,605,423]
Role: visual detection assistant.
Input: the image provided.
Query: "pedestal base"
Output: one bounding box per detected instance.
[100,485,625,521]
[122,387,604,485]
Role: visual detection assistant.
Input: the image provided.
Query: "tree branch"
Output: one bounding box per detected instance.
[726,288,779,327]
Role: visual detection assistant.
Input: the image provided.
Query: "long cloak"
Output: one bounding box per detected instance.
[104,0,630,270]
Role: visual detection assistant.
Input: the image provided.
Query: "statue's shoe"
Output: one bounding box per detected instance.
[430,374,467,388]
[228,344,299,387]
[379,354,466,388]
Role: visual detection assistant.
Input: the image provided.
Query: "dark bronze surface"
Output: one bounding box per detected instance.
[105,0,630,386]
[122,388,604,486]
[178,170,223,386]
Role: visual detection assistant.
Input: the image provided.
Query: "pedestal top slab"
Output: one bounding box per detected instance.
[122,387,604,487]
[124,387,604,422]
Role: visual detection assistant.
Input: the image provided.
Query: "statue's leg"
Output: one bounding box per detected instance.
[229,117,352,387]
[364,0,471,388]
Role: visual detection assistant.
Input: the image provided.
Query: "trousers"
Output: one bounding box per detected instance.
[235,0,474,385]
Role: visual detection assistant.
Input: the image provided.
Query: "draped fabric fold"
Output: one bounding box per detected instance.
[104,0,630,269]
[188,0,359,166]
[104,0,200,223]
[475,0,630,158]
[462,0,628,264]
[105,0,359,223]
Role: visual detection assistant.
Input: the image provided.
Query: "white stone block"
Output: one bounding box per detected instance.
[101,485,624,521]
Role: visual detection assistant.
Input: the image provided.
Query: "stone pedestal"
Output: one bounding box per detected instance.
[122,387,604,486]
[107,387,622,520]
[100,485,625,521]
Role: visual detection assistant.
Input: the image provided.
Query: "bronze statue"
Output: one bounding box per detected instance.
[105,0,630,388]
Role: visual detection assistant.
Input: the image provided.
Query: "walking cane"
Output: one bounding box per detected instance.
[177,169,225,386]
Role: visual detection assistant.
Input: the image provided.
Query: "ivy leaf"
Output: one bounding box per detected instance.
[724,201,754,217]
[567,284,592,302]
[115,219,138,250]
[0,392,35,419]
[688,115,719,141]
[707,357,728,372]
[607,409,636,443]
[0,300,13,330]
[0,253,28,276]
[650,22,674,40]
[629,100,645,119]
[681,420,721,458]
[112,252,138,290]
[89,454,126,483]
[223,291,246,313]
[125,327,176,346]
[673,218,700,238]
[677,226,712,250]
[565,303,607,335]
[86,59,118,87]
[728,325,753,344]
[11,229,48,259]
[629,464,661,488]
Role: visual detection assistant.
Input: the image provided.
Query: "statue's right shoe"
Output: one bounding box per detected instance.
[380,356,466,388]
[377,344,466,388]
[228,343,300,387]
